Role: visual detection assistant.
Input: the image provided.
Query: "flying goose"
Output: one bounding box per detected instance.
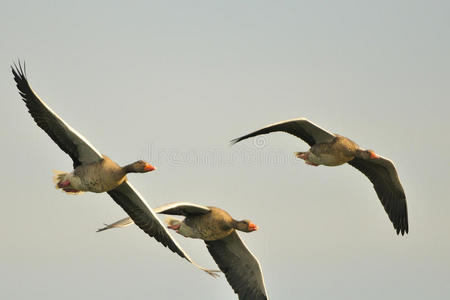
[99,202,269,300]
[12,61,218,276]
[231,118,408,235]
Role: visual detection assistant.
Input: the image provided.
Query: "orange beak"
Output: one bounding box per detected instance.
[370,151,379,159]
[248,222,258,231]
[144,163,156,172]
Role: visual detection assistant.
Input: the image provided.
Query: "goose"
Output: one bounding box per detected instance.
[98,202,269,300]
[231,118,408,235]
[12,61,218,277]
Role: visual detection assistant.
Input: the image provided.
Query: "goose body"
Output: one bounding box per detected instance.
[99,202,268,300]
[176,206,237,241]
[53,156,153,194]
[231,117,409,235]
[70,155,128,192]
[12,61,217,277]
[304,135,360,166]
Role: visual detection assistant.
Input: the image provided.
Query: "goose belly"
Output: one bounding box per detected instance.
[81,174,126,193]
[184,216,234,241]
[75,164,126,193]
[308,152,351,166]
[182,226,232,241]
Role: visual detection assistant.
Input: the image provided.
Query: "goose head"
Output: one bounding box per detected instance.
[234,219,258,232]
[355,149,379,160]
[124,160,156,173]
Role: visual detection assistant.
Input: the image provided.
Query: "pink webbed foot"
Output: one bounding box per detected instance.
[58,180,70,188]
[305,161,319,166]
[168,224,181,230]
[295,152,309,160]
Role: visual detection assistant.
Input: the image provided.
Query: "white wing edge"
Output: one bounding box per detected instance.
[97,201,211,231]
[97,217,134,232]
[100,188,220,277]
[235,233,269,297]
[273,117,335,137]
[154,202,211,214]
[246,117,335,139]
[122,182,199,264]
[30,84,103,159]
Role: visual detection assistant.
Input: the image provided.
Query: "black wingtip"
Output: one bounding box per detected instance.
[230,137,243,146]
[11,59,27,80]
[395,218,409,236]
[11,60,32,102]
[230,138,239,146]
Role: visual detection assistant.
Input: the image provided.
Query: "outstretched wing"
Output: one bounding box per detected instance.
[205,231,268,300]
[348,156,408,235]
[96,217,134,232]
[95,202,210,231]
[154,202,211,216]
[107,182,219,277]
[231,118,335,147]
[12,61,102,168]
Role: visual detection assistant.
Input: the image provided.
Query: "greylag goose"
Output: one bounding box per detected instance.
[231,118,408,235]
[99,202,268,300]
[12,61,218,277]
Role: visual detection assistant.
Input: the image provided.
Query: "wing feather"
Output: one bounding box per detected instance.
[12,61,102,168]
[206,231,268,300]
[107,182,219,277]
[348,156,408,235]
[154,202,211,216]
[231,118,335,147]
[96,217,134,232]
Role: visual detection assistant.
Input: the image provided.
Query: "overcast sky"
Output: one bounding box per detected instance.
[1,1,449,299]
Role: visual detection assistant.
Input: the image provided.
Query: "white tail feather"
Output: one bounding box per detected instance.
[52,170,67,188]
[51,170,83,195]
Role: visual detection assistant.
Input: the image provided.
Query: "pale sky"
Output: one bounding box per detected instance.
[1,1,449,299]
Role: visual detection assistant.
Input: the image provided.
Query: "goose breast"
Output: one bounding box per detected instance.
[310,136,359,166]
[74,156,127,192]
[184,207,235,241]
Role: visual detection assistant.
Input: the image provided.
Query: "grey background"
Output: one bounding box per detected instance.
[1,1,449,299]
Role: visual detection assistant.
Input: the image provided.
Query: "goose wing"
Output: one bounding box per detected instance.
[12,61,102,168]
[206,231,268,300]
[96,217,134,232]
[107,182,219,277]
[154,202,211,216]
[231,118,335,147]
[96,202,210,231]
[348,156,408,235]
